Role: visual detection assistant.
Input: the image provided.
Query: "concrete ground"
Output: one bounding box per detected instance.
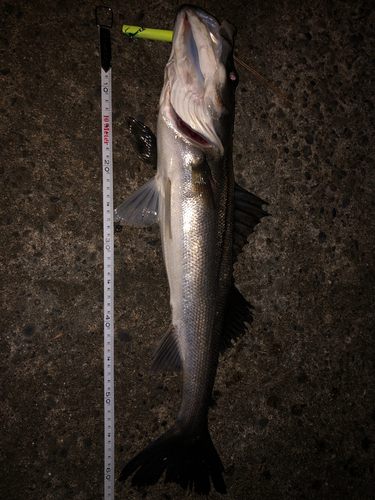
[1,0,374,498]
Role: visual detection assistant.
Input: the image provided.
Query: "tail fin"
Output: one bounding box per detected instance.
[118,423,226,495]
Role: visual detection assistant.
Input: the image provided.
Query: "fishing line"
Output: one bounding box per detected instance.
[96,6,115,499]
[122,25,293,104]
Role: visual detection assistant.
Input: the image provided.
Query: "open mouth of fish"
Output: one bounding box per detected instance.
[160,6,237,153]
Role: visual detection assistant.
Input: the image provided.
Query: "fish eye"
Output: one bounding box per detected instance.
[229,71,237,82]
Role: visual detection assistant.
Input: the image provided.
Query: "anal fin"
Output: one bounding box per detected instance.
[151,323,182,372]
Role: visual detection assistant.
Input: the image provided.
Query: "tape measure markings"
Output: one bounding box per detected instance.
[96,6,115,500]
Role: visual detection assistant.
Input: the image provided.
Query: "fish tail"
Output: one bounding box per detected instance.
[118,422,226,495]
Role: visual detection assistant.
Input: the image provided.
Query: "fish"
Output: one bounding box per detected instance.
[115,4,268,495]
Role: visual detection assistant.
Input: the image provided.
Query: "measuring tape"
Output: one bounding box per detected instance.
[96,6,115,499]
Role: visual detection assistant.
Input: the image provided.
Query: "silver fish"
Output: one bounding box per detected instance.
[116,5,267,495]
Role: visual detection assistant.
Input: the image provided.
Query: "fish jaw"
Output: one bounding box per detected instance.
[159,5,238,154]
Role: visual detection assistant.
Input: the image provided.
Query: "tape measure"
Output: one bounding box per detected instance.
[96,6,115,499]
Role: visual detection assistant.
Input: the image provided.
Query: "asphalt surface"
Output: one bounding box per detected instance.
[1,0,374,499]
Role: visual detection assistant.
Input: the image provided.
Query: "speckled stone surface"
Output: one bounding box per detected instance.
[1,1,374,499]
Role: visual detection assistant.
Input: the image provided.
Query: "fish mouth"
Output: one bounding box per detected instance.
[160,6,237,153]
[171,104,210,146]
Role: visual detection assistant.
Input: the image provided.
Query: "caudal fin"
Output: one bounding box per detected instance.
[118,423,226,495]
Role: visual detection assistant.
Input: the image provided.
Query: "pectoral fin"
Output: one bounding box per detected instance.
[127,117,157,167]
[114,177,159,227]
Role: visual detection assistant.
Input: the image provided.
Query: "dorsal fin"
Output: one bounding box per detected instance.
[220,281,253,353]
[233,183,268,262]
[221,185,269,351]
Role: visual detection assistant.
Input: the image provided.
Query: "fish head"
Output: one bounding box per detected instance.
[159,5,238,155]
